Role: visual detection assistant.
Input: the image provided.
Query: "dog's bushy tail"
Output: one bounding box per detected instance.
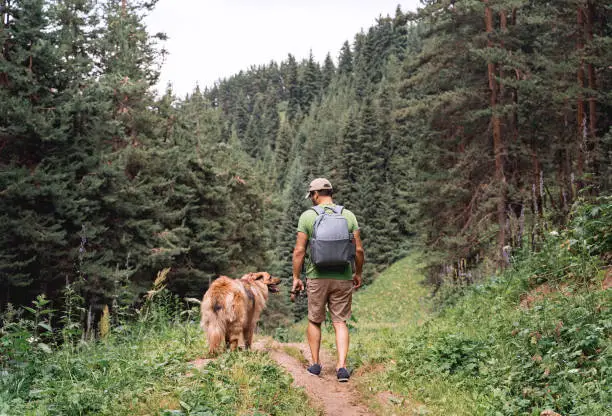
[205,321,224,354]
[201,291,235,354]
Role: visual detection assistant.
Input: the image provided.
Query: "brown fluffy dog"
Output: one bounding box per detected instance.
[200,272,280,355]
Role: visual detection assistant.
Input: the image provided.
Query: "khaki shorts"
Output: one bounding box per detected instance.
[307,278,353,323]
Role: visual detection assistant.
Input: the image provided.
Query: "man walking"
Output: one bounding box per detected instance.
[291,178,365,382]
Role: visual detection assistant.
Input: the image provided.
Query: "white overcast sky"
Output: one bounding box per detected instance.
[145,0,421,96]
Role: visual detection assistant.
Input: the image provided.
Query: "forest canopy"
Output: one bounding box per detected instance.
[1,0,610,328]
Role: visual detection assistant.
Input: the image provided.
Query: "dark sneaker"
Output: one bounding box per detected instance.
[307,363,322,376]
[336,367,350,382]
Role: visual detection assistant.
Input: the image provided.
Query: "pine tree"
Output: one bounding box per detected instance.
[321,52,335,90]
[337,40,353,76]
[299,50,321,113]
[244,92,267,158]
[0,0,94,306]
[391,5,408,60]
[336,109,360,208]
[283,53,300,121]
[274,118,295,187]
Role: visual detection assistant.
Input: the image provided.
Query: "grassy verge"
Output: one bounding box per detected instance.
[393,267,610,415]
[1,314,316,416]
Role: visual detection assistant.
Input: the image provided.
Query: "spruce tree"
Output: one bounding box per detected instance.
[299,50,321,113]
[283,54,300,121]
[321,52,335,91]
[274,118,295,188]
[337,40,353,76]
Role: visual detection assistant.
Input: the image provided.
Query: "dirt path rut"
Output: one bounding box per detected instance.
[253,338,373,416]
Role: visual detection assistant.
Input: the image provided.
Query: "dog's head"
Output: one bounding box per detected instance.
[242,272,281,293]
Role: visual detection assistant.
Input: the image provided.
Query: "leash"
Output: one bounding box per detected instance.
[289,289,302,303]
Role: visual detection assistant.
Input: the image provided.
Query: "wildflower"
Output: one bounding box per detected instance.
[549,230,559,236]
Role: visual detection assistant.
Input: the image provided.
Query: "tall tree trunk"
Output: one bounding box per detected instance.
[531,143,543,250]
[510,8,519,142]
[576,6,586,181]
[485,1,507,266]
[585,1,597,174]
[0,0,9,86]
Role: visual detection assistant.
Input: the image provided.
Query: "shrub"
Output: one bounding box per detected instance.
[392,198,611,415]
[570,195,612,257]
[399,331,491,380]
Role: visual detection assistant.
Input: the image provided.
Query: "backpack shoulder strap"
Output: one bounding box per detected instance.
[332,205,344,214]
[311,206,325,215]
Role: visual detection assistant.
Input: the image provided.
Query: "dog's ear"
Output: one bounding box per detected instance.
[251,272,270,281]
[240,273,254,281]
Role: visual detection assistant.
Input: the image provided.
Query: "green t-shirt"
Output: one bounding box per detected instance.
[297,204,359,280]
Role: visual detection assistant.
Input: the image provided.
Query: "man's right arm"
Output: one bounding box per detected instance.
[291,232,308,296]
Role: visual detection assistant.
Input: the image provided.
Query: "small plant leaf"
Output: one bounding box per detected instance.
[38,322,52,332]
[37,343,52,354]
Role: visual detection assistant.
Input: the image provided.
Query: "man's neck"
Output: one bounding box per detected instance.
[316,197,334,205]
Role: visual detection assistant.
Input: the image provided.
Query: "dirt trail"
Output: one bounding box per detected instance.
[253,338,373,416]
[189,338,374,415]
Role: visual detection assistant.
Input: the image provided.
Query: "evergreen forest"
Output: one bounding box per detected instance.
[2,0,610,323]
[0,1,611,413]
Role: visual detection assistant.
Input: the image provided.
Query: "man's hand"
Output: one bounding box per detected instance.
[352,273,362,290]
[290,278,305,302]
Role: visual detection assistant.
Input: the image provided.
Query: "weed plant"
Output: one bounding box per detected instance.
[1,288,315,416]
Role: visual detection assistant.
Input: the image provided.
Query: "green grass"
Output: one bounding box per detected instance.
[349,257,430,365]
[394,272,610,415]
[282,345,309,367]
[289,247,610,416]
[3,199,609,415]
[1,313,317,416]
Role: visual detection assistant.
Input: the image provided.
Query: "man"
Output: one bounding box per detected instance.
[291,178,365,382]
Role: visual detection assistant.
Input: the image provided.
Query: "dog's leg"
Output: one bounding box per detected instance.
[244,316,259,349]
[225,332,231,349]
[229,322,246,351]
[243,327,252,349]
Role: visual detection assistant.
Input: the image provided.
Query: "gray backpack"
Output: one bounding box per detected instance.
[309,205,356,268]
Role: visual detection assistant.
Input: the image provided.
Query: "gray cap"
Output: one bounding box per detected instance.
[304,178,333,199]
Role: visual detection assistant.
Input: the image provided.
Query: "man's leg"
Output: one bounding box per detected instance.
[306,279,326,367]
[307,320,322,364]
[332,321,349,370]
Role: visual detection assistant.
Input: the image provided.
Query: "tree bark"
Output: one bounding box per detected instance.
[0,0,9,86]
[585,2,597,174]
[576,6,585,179]
[485,0,507,266]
